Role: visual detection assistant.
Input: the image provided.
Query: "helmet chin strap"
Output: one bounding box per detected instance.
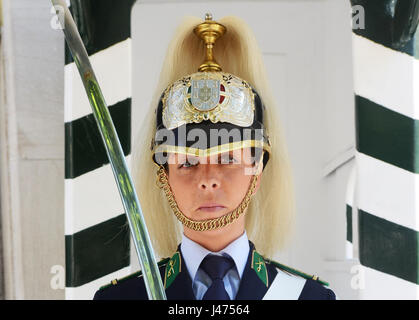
[155,160,262,232]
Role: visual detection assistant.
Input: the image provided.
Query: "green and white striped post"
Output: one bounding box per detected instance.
[57,0,165,299]
[350,0,419,298]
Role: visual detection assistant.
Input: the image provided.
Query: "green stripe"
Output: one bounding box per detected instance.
[65,98,131,179]
[65,0,136,65]
[355,95,419,173]
[346,205,353,243]
[351,0,419,59]
[359,210,418,284]
[65,214,130,287]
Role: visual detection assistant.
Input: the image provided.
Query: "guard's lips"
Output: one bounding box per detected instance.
[197,203,226,210]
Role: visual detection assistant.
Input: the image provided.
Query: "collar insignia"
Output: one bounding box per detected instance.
[164,251,181,289]
[251,250,269,287]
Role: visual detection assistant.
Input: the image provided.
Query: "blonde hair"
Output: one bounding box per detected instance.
[132,16,295,259]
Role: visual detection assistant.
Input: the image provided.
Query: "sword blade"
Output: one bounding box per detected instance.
[51,0,166,300]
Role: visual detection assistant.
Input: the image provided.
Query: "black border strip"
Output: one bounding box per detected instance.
[65,214,130,288]
[346,205,353,243]
[359,209,418,284]
[355,95,419,173]
[65,98,131,179]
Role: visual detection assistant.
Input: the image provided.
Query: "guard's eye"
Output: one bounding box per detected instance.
[219,154,237,164]
[179,158,199,168]
[178,153,237,168]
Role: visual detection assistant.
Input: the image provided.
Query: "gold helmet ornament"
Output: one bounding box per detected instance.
[152,14,272,232]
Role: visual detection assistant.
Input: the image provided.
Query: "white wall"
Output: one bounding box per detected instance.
[0,0,65,299]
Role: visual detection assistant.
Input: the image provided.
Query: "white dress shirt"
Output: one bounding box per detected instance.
[180,231,250,300]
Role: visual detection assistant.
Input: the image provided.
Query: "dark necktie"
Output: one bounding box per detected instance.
[200,254,235,300]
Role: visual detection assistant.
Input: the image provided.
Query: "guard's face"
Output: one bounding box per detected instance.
[166,147,262,233]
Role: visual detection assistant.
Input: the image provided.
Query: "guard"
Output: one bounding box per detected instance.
[94,14,336,300]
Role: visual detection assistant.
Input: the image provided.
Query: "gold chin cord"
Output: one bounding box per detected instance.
[156,166,259,232]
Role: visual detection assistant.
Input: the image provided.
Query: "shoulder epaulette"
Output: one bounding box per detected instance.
[98,257,170,291]
[265,259,329,287]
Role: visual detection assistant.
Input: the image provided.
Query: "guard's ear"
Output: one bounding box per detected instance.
[252,171,263,196]
[254,150,265,175]
[251,150,264,195]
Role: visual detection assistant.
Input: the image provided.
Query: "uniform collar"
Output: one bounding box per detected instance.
[180,231,249,283]
[163,239,278,300]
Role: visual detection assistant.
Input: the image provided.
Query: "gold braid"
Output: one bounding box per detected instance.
[156,165,259,232]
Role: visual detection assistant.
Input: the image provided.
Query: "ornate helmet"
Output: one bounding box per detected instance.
[152,14,272,232]
[151,14,271,171]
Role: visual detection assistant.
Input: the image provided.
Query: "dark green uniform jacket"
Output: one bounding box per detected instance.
[93,241,336,300]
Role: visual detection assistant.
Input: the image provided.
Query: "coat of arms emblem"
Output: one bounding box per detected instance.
[191,79,220,111]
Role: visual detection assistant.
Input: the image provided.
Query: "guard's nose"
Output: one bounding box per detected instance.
[197,165,221,191]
